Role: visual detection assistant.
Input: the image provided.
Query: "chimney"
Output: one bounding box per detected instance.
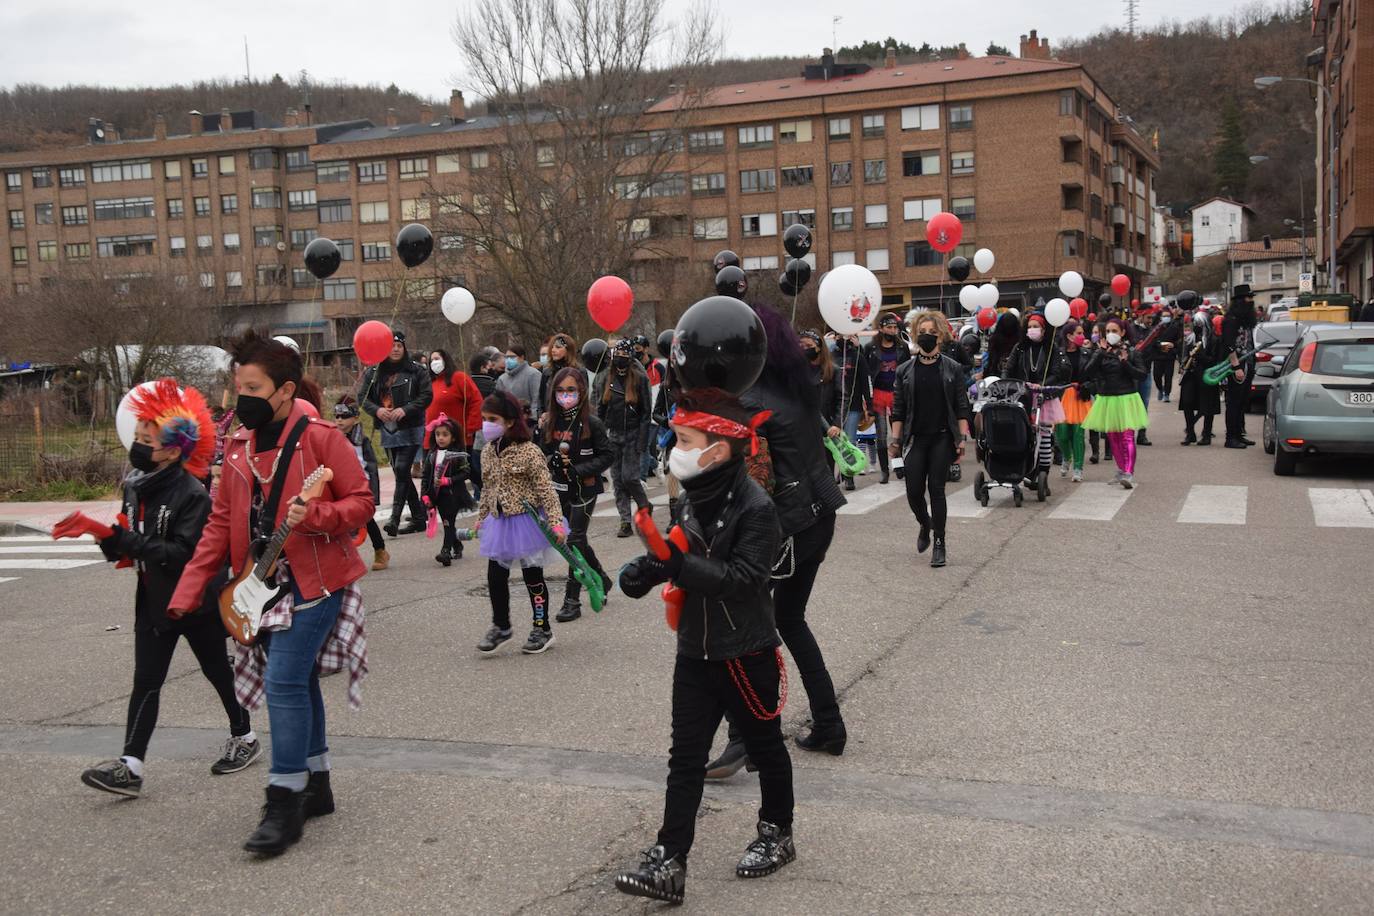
[884,45,897,69]
[821,47,835,80]
[420,102,434,124]
[955,43,970,61]
[189,110,203,136]
[1020,29,1051,60]
[219,108,233,132]
[386,107,398,128]
[449,89,466,122]
[284,108,298,128]
[153,114,167,141]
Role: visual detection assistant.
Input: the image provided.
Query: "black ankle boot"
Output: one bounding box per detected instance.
[435,549,452,567]
[243,785,305,855]
[930,535,946,568]
[615,845,686,904]
[705,741,754,780]
[916,525,931,554]
[302,771,335,819]
[794,722,847,756]
[736,820,796,878]
[843,475,856,491]
[555,595,582,622]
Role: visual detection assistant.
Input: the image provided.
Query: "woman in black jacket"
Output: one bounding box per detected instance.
[833,335,873,491]
[1177,311,1222,445]
[800,330,843,456]
[360,330,434,536]
[594,339,653,537]
[1082,317,1150,488]
[890,311,973,569]
[541,366,615,621]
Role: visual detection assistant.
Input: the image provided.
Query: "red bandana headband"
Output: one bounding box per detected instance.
[672,408,772,456]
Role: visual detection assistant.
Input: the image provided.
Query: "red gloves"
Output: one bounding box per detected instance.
[51,511,114,541]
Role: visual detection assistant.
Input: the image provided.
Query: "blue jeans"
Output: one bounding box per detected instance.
[263,587,342,790]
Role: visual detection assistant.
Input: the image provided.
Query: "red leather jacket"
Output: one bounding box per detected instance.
[171,399,375,609]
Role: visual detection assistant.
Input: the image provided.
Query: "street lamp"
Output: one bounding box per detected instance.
[1249,154,1309,274]
[1255,74,1337,293]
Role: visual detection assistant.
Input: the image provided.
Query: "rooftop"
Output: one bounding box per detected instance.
[1228,237,1314,262]
[1191,196,1257,215]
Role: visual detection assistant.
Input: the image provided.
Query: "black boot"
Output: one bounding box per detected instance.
[705,740,755,780]
[736,820,796,879]
[617,521,632,538]
[916,525,931,554]
[383,514,401,538]
[794,721,847,756]
[614,845,686,904]
[1181,430,1197,446]
[930,535,946,568]
[1198,432,1213,446]
[243,785,304,856]
[878,447,890,484]
[555,594,582,622]
[435,549,452,567]
[843,475,856,491]
[1136,432,1152,446]
[301,771,335,819]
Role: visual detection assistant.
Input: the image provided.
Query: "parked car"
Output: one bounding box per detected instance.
[1249,320,1335,410]
[1266,297,1299,320]
[1263,323,1374,475]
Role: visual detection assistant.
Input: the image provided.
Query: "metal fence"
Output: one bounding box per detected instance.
[0,392,125,494]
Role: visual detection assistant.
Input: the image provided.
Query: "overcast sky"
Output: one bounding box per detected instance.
[0,0,1256,99]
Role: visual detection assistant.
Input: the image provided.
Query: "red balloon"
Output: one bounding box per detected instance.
[925,212,964,254]
[1110,274,1130,296]
[1069,297,1088,319]
[975,307,997,331]
[587,276,634,332]
[353,319,392,367]
[1131,298,1141,308]
[1087,312,1097,322]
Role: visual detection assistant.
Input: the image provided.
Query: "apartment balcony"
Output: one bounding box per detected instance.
[1113,247,1130,266]
[1110,165,1125,185]
[1110,205,1126,226]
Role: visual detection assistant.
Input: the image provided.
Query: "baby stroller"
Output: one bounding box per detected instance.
[970,378,1045,507]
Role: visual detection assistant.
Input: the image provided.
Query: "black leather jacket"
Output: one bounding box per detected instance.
[891,355,973,447]
[1004,339,1071,388]
[741,379,847,538]
[673,462,782,661]
[539,412,614,497]
[1083,345,1148,395]
[811,364,842,427]
[99,465,222,632]
[360,356,434,432]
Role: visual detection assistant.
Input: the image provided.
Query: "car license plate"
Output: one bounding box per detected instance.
[1348,391,1374,406]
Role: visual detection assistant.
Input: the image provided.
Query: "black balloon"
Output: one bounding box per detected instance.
[946,256,971,283]
[1098,292,1114,308]
[656,329,675,359]
[779,257,812,296]
[712,249,740,272]
[671,296,768,395]
[782,223,813,259]
[1176,289,1199,309]
[303,237,341,280]
[395,223,434,268]
[581,338,608,373]
[714,265,748,299]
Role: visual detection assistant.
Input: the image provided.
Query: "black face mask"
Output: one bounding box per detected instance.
[612,356,630,372]
[235,391,278,430]
[803,348,819,362]
[916,333,939,353]
[129,442,161,473]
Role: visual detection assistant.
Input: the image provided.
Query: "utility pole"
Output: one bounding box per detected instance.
[832,16,842,50]
[243,36,251,83]
[1124,0,1139,35]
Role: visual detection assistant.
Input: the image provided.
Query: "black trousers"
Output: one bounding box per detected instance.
[1182,409,1215,440]
[558,491,606,601]
[488,561,550,631]
[903,433,953,535]
[657,653,793,862]
[125,615,250,761]
[386,444,424,525]
[772,513,842,729]
[1224,375,1251,440]
[1153,359,1175,397]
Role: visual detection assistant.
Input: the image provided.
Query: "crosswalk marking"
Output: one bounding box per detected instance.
[1178,485,1248,525]
[0,577,16,585]
[0,559,103,570]
[0,545,104,554]
[593,480,671,518]
[945,484,994,519]
[1048,482,1134,521]
[1308,488,1374,528]
[0,535,95,544]
[835,483,907,515]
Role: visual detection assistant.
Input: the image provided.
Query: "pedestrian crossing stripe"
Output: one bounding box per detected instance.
[0,545,104,554]
[0,577,16,585]
[0,535,96,544]
[835,484,907,515]
[1048,482,1134,521]
[1177,485,1248,525]
[1309,488,1374,528]
[0,559,103,570]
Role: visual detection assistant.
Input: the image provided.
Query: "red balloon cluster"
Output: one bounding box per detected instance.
[975,307,997,331]
[587,276,634,332]
[353,319,392,366]
[1110,274,1130,296]
[925,212,963,254]
[1069,297,1088,319]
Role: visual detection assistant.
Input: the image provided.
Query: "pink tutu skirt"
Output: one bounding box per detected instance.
[1037,397,1066,426]
[480,513,553,568]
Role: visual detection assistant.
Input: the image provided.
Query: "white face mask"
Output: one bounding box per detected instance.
[1105,332,1123,347]
[430,359,444,374]
[1161,315,1173,324]
[668,442,721,482]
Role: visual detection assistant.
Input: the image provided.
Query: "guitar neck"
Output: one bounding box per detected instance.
[252,508,296,580]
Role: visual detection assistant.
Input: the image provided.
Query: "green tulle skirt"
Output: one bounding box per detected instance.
[1082,393,1149,432]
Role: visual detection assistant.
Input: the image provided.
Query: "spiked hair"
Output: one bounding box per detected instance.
[127,378,215,477]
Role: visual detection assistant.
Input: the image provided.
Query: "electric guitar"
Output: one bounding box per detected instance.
[219,466,333,646]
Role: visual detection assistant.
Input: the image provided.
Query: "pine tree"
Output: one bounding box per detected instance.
[986,42,1011,56]
[1213,97,1250,201]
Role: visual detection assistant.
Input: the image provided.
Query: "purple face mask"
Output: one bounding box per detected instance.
[555,392,579,409]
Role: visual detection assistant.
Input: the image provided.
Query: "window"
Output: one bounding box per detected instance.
[363,280,393,300]
[33,203,53,225]
[316,161,348,183]
[289,228,317,250]
[164,160,182,180]
[359,201,388,224]
[950,151,974,175]
[193,196,210,217]
[781,208,816,229]
[1089,193,1102,221]
[61,205,88,226]
[951,197,976,220]
[613,176,643,200]
[1241,264,1254,283]
[323,278,356,300]
[1061,230,1083,258]
[58,167,86,188]
[251,187,281,210]
[224,232,241,253]
[900,104,940,131]
[1199,214,1211,228]
[1061,138,1082,164]
[1059,90,1077,117]
[434,154,461,174]
[862,113,889,138]
[831,207,854,231]
[64,242,90,260]
[362,240,392,262]
[318,199,352,223]
[902,150,940,177]
[190,158,208,179]
[948,104,974,130]
[904,241,940,267]
[400,157,430,180]
[864,204,887,228]
[287,189,316,212]
[438,234,463,251]
[469,149,490,169]
[7,210,22,230]
[11,246,27,266]
[741,256,780,271]
[688,129,726,152]
[4,172,19,192]
[693,217,728,240]
[832,251,856,267]
[221,193,239,214]
[93,196,156,220]
[166,198,184,218]
[866,248,890,271]
[740,213,778,238]
[1061,185,1083,210]
[169,236,187,257]
[357,161,387,183]
[31,167,52,188]
[691,172,726,196]
[291,268,312,287]
[1270,262,1285,282]
[740,169,776,193]
[622,217,651,241]
[199,272,215,289]
[256,265,286,286]
[249,148,278,170]
[738,124,774,148]
[336,239,354,261]
[401,198,431,220]
[226,271,243,288]
[828,117,852,140]
[1090,150,1102,175]
[903,198,942,221]
[196,234,213,254]
[537,145,555,167]
[830,162,852,186]
[286,149,311,172]
[780,166,814,187]
[863,159,887,183]
[253,225,283,248]
[218,155,236,176]
[37,240,56,262]
[95,235,156,258]
[778,121,812,144]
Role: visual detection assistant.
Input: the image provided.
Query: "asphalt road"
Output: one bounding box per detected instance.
[2,398,1372,914]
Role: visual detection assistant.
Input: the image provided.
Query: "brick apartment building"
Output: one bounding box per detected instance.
[0,33,1159,354]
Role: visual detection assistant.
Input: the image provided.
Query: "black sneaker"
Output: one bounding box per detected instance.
[80,759,142,798]
[555,598,582,622]
[843,476,856,491]
[614,845,686,904]
[477,626,513,653]
[521,627,555,654]
[435,549,452,567]
[301,770,335,819]
[736,820,796,879]
[617,522,633,538]
[211,735,263,775]
[243,786,304,856]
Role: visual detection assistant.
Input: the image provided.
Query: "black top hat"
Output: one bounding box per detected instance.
[1231,284,1254,301]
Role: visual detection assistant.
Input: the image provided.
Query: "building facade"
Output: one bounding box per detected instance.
[1227,237,1314,303]
[1190,197,1253,259]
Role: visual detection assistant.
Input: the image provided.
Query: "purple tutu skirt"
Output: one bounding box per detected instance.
[480,513,553,568]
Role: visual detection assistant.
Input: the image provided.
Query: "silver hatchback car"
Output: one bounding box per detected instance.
[1263,324,1374,475]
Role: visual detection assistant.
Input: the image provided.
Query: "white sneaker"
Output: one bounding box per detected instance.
[1120,474,1134,489]
[1072,469,1083,483]
[1059,463,1068,479]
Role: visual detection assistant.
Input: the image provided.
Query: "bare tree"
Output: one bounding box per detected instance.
[438,0,718,345]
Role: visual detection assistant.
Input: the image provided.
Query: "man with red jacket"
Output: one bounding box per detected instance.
[168,332,374,857]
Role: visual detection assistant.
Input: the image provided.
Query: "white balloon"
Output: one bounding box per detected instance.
[272,335,300,354]
[441,287,476,325]
[1058,270,1084,299]
[1044,297,1071,327]
[958,285,981,313]
[1008,307,1020,319]
[817,264,883,335]
[978,283,1000,309]
[116,381,178,451]
[973,248,995,273]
